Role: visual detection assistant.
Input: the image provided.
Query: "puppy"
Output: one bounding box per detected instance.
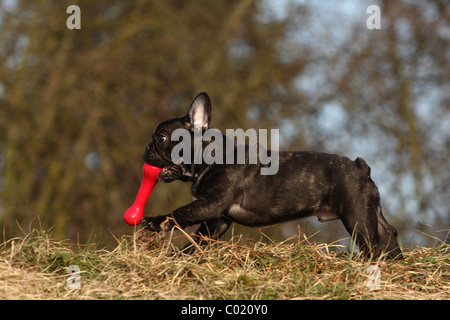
[142,92,402,259]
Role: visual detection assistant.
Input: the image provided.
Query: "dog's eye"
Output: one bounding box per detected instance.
[158,135,167,143]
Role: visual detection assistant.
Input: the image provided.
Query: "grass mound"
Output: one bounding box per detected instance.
[0,227,448,299]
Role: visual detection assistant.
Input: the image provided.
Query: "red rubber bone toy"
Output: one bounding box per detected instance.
[123,163,162,226]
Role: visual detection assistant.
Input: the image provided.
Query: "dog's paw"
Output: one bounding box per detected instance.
[158,165,182,183]
[141,217,161,232]
[141,216,174,232]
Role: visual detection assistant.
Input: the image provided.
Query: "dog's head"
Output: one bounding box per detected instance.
[143,92,211,182]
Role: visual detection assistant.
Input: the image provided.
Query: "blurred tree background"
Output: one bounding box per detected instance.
[0,0,448,248]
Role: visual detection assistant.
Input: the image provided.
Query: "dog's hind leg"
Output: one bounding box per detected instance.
[339,202,380,258]
[340,203,402,259]
[340,158,402,259]
[373,205,403,259]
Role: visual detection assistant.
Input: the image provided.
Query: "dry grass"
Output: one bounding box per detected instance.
[0,227,448,300]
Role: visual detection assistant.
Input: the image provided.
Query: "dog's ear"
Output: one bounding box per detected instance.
[185,92,211,131]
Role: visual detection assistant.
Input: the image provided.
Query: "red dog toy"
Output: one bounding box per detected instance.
[123,163,162,226]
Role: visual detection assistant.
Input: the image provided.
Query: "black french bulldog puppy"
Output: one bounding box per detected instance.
[142,92,402,259]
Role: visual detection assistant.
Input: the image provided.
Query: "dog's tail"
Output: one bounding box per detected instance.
[355,157,371,178]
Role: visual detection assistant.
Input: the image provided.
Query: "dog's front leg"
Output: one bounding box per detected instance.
[142,199,226,232]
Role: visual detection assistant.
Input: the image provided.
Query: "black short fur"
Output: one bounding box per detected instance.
[141,92,403,259]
